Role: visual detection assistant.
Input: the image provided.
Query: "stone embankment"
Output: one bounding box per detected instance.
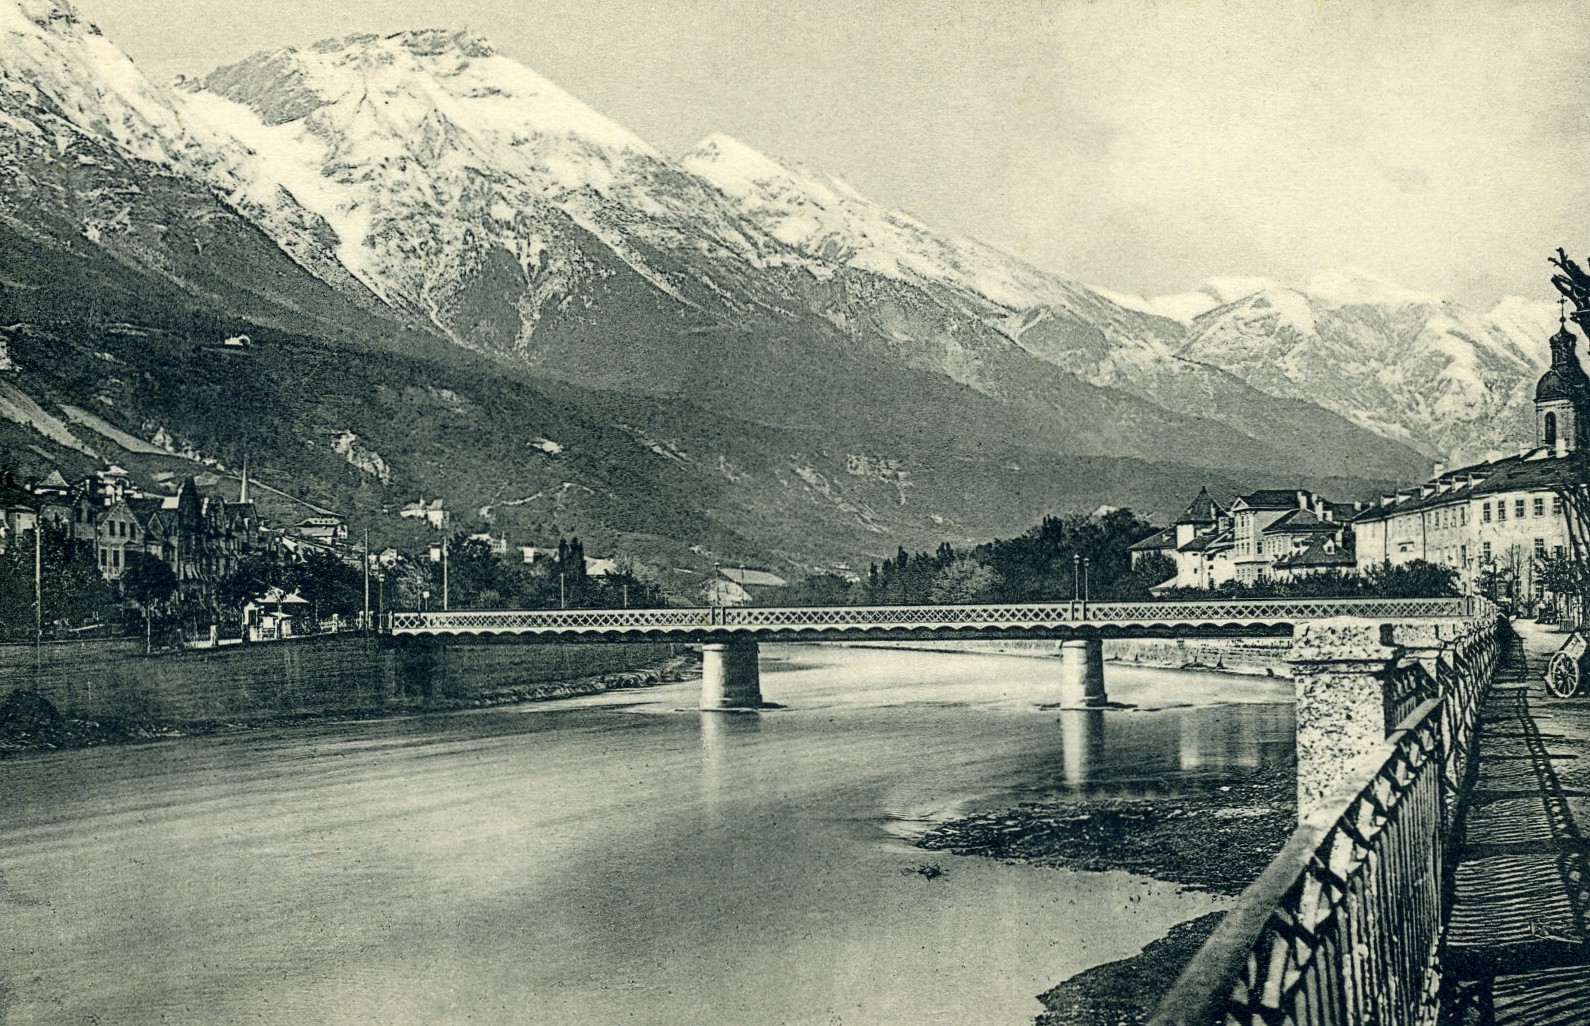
[871,638,1290,676]
[0,634,692,752]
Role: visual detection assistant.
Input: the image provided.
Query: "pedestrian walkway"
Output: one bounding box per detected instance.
[1444,621,1590,1025]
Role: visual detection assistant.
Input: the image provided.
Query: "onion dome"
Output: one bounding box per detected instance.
[1537,314,1590,403]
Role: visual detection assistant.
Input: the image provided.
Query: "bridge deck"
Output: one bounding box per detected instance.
[388,597,1475,643]
[1444,623,1590,1025]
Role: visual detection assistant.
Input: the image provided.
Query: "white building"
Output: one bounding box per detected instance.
[1353,312,1588,607]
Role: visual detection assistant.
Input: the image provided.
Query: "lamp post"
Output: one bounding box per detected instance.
[1072,553,1081,616]
[1083,556,1091,615]
[33,522,42,683]
[362,527,371,631]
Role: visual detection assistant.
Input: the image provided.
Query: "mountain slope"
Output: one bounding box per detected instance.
[1177,276,1557,462]
[0,5,1438,578]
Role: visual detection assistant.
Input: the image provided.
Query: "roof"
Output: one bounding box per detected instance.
[719,567,788,587]
[1537,324,1590,402]
[1234,489,1305,511]
[1128,526,1177,552]
[1262,508,1341,535]
[1181,528,1233,553]
[1354,448,1585,524]
[1176,486,1225,525]
[1275,536,1356,570]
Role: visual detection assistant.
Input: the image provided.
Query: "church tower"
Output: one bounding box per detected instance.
[1536,303,1590,451]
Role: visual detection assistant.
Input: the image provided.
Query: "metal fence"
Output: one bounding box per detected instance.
[1149,620,1499,1026]
[388,596,1476,638]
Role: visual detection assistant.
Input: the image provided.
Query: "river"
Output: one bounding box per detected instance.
[0,644,1293,1026]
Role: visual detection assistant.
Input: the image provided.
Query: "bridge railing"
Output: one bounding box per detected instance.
[1149,616,1498,1026]
[388,596,1477,635]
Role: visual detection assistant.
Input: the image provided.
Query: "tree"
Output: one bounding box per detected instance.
[121,551,179,652]
[1113,553,1177,600]
[1548,451,1590,626]
[294,549,364,623]
[928,557,1000,604]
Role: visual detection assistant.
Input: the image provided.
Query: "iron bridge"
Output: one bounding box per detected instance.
[387,597,1479,644]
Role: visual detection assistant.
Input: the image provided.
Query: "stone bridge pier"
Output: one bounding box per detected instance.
[701,639,763,710]
[1057,638,1107,708]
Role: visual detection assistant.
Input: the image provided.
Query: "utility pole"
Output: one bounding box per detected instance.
[362,526,371,631]
[559,570,566,610]
[442,535,450,611]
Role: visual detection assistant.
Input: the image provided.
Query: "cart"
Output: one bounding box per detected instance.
[1545,631,1589,698]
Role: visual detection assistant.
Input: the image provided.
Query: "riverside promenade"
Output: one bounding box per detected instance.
[1444,620,1590,1024]
[1146,608,1590,1026]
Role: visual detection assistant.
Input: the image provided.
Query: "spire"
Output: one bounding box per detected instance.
[239,455,250,505]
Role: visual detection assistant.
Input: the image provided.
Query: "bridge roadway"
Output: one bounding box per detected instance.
[388,597,1476,710]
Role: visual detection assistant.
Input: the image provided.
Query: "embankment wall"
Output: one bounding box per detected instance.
[0,635,680,723]
[871,638,1290,677]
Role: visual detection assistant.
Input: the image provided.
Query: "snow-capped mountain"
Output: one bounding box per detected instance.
[1177,276,1558,462]
[12,1,1540,569]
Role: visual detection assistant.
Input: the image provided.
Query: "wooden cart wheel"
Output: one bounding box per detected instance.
[1546,650,1582,699]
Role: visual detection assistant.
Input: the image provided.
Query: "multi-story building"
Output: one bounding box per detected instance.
[1231,490,1355,584]
[1353,311,1589,605]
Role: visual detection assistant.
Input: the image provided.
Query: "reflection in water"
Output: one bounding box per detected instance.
[699,709,763,813]
[1060,709,1107,785]
[0,645,1289,1026]
[1178,704,1295,771]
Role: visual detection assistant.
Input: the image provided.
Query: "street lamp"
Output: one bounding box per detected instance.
[421,589,430,613]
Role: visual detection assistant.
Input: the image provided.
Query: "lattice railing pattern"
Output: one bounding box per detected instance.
[1224,699,1448,1026]
[1151,616,1501,1026]
[389,596,1473,637]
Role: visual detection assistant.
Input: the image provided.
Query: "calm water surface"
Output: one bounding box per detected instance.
[0,645,1293,1026]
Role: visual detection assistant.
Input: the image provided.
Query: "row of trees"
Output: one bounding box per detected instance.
[773,509,1473,609]
[405,534,662,612]
[776,510,1173,607]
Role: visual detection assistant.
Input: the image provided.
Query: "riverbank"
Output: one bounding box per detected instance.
[918,756,1295,1025]
[0,652,698,757]
[856,638,1290,678]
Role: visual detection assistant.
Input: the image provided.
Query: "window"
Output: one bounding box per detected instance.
[1516,499,1526,519]
[1534,498,1545,518]
[1483,502,1492,523]
[1546,411,1558,445]
[1536,538,1548,557]
[1557,545,1566,559]
[1483,541,1492,561]
[1498,502,1507,522]
[1554,496,1564,515]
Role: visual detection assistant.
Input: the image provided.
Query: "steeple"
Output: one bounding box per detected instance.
[1535,299,1590,451]
[239,455,251,505]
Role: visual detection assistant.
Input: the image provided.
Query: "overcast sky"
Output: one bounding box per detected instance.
[71,0,1590,306]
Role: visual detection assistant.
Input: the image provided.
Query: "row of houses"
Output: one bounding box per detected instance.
[0,464,349,597]
[1129,486,1359,590]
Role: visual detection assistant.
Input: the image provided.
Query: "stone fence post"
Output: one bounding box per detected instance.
[1288,618,1406,817]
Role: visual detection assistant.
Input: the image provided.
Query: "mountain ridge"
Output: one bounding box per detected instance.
[0,6,1546,574]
